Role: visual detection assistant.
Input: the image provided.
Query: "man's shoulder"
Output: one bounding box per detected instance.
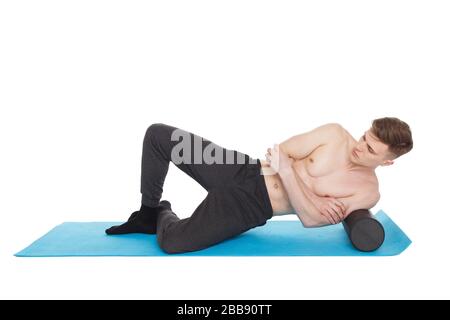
[329,123,353,139]
[321,123,348,140]
[322,122,345,133]
[318,123,347,146]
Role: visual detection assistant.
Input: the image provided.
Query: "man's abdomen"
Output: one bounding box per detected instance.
[260,162,294,216]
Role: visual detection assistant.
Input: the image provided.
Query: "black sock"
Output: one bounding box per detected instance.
[105,200,171,235]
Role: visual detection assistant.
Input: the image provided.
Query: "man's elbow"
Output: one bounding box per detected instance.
[302,221,317,228]
[296,212,321,228]
[296,210,331,228]
[302,220,327,228]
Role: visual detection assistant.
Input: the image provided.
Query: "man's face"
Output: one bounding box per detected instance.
[351,129,394,168]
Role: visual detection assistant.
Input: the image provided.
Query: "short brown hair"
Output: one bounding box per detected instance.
[371,117,413,159]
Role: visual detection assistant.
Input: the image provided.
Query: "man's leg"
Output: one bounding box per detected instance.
[156,188,257,254]
[106,123,256,235]
[140,122,255,206]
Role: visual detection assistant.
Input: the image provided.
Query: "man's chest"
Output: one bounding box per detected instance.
[292,145,374,198]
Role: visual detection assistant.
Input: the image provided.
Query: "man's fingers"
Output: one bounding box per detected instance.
[320,211,333,224]
[333,200,346,219]
[330,207,342,223]
[337,200,346,214]
[326,208,338,224]
[321,212,334,225]
[333,206,344,222]
[331,203,344,221]
[327,216,334,225]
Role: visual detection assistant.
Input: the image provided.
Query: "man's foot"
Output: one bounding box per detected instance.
[105,200,172,235]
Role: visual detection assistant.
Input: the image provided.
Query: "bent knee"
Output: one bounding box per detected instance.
[145,122,167,137]
[144,123,174,145]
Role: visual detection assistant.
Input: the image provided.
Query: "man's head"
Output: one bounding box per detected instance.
[352,117,413,169]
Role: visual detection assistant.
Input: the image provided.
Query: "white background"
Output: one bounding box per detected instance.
[1,0,449,299]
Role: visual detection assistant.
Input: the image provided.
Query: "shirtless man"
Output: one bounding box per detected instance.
[262,120,412,227]
[106,118,413,254]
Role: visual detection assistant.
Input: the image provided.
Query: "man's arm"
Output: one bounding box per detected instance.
[279,123,344,160]
[278,166,327,227]
[279,167,379,227]
[290,171,338,226]
[275,122,346,226]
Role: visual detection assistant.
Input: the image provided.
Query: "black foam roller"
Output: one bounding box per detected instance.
[342,209,385,252]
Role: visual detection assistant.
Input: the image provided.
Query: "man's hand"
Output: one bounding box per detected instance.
[310,195,346,224]
[266,144,294,174]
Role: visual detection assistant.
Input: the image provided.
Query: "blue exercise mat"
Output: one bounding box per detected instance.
[15,210,411,257]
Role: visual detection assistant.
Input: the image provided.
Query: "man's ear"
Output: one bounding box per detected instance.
[381,160,394,167]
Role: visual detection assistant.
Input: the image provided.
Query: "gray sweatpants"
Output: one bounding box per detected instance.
[141,123,273,254]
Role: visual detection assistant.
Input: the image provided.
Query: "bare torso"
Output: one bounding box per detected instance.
[261,127,379,216]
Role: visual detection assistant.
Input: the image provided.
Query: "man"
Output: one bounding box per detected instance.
[106,117,413,254]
